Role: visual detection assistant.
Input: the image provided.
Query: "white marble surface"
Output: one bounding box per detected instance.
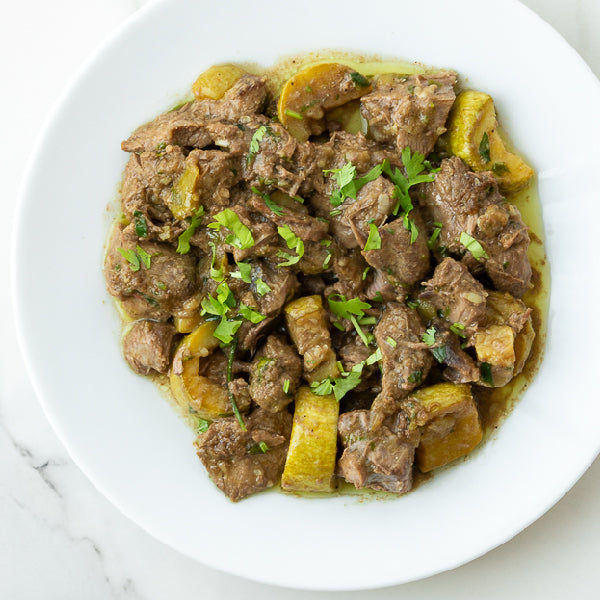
[2,0,599,598]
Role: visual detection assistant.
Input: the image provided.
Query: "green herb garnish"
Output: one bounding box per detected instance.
[363,223,382,251]
[276,225,304,267]
[209,208,254,249]
[460,232,489,260]
[247,125,267,165]
[176,206,205,254]
[133,210,148,238]
[479,132,491,163]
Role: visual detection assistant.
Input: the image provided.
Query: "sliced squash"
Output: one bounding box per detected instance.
[168,162,200,219]
[170,321,236,420]
[281,387,339,493]
[277,63,372,141]
[411,383,482,473]
[192,64,246,100]
[446,90,534,193]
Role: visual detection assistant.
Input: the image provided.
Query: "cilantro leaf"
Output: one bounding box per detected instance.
[328,295,371,321]
[252,186,284,216]
[208,208,254,249]
[422,327,436,346]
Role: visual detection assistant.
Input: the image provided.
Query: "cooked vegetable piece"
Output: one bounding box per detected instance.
[170,321,247,419]
[446,90,533,193]
[411,383,482,472]
[173,313,202,334]
[281,386,339,493]
[277,63,372,141]
[192,64,246,100]
[168,162,200,219]
[284,295,339,382]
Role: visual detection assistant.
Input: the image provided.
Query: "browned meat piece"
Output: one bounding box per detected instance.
[122,75,268,153]
[436,328,481,384]
[325,246,368,300]
[419,257,488,338]
[419,157,531,297]
[120,147,187,228]
[337,410,419,493]
[330,176,396,249]
[122,320,177,375]
[244,119,317,198]
[235,258,299,351]
[247,190,329,242]
[187,149,240,208]
[249,335,302,412]
[194,407,292,502]
[104,225,198,320]
[360,72,456,156]
[375,302,433,396]
[362,212,431,287]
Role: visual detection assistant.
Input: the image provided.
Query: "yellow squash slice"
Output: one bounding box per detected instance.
[168,162,200,220]
[411,383,483,473]
[277,63,372,141]
[170,321,233,420]
[281,387,339,493]
[192,64,246,100]
[446,90,534,193]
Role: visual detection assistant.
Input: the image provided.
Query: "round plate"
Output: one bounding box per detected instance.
[12,0,600,590]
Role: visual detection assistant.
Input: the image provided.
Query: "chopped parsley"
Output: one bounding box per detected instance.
[479,132,491,163]
[255,278,271,296]
[324,162,384,207]
[428,222,443,250]
[349,71,370,88]
[133,210,148,238]
[386,336,397,348]
[230,261,252,283]
[460,232,489,260]
[480,362,494,386]
[209,208,254,249]
[208,242,225,282]
[363,223,382,251]
[176,206,205,254]
[284,108,303,120]
[283,379,290,394]
[117,247,141,272]
[196,417,210,433]
[277,225,304,267]
[213,317,242,344]
[238,303,266,323]
[328,294,373,347]
[136,245,152,269]
[247,125,267,165]
[450,322,466,338]
[252,186,284,216]
[422,326,437,346]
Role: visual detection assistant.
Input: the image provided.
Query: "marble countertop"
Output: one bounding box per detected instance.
[2,1,599,598]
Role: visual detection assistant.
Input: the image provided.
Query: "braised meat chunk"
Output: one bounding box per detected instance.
[195,408,292,502]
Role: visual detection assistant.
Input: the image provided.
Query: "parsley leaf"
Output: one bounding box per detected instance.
[208,242,225,282]
[239,303,266,323]
[480,362,494,386]
[252,186,284,216]
[324,162,383,207]
[247,125,267,165]
[256,278,271,296]
[276,225,304,267]
[209,208,254,249]
[133,210,148,238]
[479,132,491,163]
[213,317,242,344]
[328,294,373,347]
[176,206,205,254]
[117,248,140,272]
[230,261,252,283]
[136,245,152,269]
[349,71,370,88]
[363,223,382,251]
[460,232,489,260]
[422,327,437,346]
[196,417,210,433]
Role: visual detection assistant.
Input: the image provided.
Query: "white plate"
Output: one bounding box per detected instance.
[12,0,600,590]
